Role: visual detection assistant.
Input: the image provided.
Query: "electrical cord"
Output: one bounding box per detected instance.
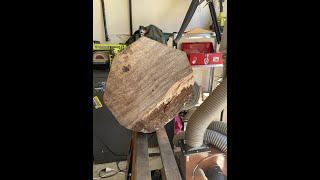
[98,168,119,178]
[96,135,128,157]
[97,134,149,178]
[94,135,128,178]
[116,161,127,172]
[95,161,127,179]
[98,168,125,179]
[192,153,225,180]
[97,161,127,179]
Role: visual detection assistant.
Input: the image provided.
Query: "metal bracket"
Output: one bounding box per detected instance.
[174,0,221,44]
[178,139,211,155]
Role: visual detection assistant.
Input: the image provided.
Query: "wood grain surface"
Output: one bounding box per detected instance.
[103,37,193,133]
[156,127,182,180]
[132,132,151,180]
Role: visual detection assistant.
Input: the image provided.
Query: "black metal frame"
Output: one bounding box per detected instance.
[101,0,109,41]
[129,0,133,36]
[174,0,221,44]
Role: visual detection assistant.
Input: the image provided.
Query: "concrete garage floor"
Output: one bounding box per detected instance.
[93,161,127,180]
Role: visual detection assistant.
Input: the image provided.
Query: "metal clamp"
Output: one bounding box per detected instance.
[178,139,211,155]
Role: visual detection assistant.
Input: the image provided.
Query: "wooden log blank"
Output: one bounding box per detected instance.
[103,37,194,133]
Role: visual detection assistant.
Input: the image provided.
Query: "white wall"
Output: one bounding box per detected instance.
[93,0,105,42]
[105,0,130,35]
[93,0,131,43]
[132,0,211,33]
[93,0,227,42]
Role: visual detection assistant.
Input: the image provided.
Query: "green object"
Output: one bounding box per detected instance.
[126,24,172,45]
[218,12,226,27]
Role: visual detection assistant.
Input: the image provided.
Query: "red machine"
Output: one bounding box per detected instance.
[181,42,223,67]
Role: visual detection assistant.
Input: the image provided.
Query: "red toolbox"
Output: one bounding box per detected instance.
[181,42,223,67]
